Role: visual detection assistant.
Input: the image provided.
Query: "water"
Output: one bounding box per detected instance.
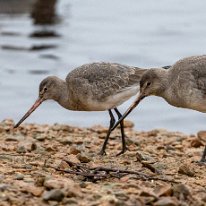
[1,0,206,134]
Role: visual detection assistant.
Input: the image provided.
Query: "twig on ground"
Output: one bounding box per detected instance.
[49,159,178,183]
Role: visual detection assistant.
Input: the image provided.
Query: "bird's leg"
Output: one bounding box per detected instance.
[200,145,206,163]
[98,110,115,156]
[114,108,128,156]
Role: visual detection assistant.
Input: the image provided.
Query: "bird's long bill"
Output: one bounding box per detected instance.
[14,98,43,128]
[111,93,145,131]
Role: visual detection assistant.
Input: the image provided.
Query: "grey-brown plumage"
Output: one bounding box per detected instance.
[14,62,146,155]
[112,55,206,162]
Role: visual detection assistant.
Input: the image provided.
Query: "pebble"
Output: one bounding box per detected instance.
[16,145,26,153]
[28,186,44,197]
[0,184,8,191]
[44,177,81,198]
[43,189,65,202]
[136,152,156,163]
[140,189,158,199]
[52,124,73,132]
[197,131,206,142]
[66,154,80,164]
[15,173,24,180]
[178,164,195,177]
[154,197,178,206]
[154,184,172,197]
[77,153,91,163]
[67,146,81,155]
[44,179,65,189]
[5,134,24,141]
[191,138,204,147]
[35,134,46,141]
[59,136,73,145]
[34,175,46,187]
[172,184,191,200]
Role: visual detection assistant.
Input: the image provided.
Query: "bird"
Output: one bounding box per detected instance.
[14,62,147,155]
[111,55,206,162]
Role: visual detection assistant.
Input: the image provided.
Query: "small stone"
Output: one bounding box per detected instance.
[153,162,168,171]
[52,124,73,132]
[15,173,24,180]
[43,189,65,202]
[191,138,204,147]
[140,189,158,199]
[202,194,206,202]
[35,134,46,141]
[44,177,81,198]
[44,179,64,189]
[67,146,81,155]
[21,141,37,152]
[1,119,14,130]
[59,136,73,145]
[172,184,191,200]
[122,120,134,128]
[100,195,119,205]
[0,184,8,191]
[197,131,206,142]
[5,134,24,141]
[35,175,46,187]
[28,186,43,197]
[76,153,91,163]
[63,198,78,204]
[66,154,80,164]
[154,197,178,206]
[16,145,26,153]
[136,152,156,163]
[154,184,172,197]
[178,164,195,177]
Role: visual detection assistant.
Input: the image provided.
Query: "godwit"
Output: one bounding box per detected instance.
[14,62,147,155]
[112,55,206,162]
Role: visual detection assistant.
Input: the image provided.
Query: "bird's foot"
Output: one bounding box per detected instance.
[199,158,206,164]
[98,149,107,156]
[193,158,206,165]
[116,146,129,156]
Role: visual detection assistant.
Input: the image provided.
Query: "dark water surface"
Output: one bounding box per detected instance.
[1,0,206,134]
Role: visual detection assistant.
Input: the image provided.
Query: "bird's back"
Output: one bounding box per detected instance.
[66,62,146,111]
[165,55,206,112]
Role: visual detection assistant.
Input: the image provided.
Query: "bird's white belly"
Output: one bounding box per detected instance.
[85,85,139,111]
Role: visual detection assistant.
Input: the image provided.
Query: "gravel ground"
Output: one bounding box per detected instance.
[0,119,206,206]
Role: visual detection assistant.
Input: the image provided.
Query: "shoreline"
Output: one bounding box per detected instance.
[0,119,206,205]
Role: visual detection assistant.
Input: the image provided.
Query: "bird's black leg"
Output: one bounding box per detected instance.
[114,108,128,156]
[99,110,115,156]
[200,145,206,163]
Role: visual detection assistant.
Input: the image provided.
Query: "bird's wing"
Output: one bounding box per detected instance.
[66,62,146,101]
[171,55,206,95]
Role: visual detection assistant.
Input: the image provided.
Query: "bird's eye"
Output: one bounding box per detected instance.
[146,82,151,87]
[44,87,47,92]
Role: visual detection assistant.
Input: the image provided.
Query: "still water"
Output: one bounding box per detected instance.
[1,0,206,134]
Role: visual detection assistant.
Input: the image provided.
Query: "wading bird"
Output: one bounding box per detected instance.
[14,62,147,155]
[112,55,206,162]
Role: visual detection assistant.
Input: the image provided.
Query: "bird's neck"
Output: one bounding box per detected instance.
[156,69,178,103]
[56,80,73,110]
[154,68,170,97]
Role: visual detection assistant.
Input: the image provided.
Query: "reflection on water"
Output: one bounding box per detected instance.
[0,0,35,14]
[31,0,58,25]
[1,0,206,134]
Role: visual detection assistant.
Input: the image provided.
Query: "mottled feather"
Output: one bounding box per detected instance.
[66,62,146,110]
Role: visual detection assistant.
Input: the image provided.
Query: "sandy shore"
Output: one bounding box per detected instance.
[0,119,206,206]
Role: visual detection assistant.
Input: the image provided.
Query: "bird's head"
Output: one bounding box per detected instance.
[39,76,62,101]
[139,69,165,97]
[111,68,168,131]
[14,76,61,128]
